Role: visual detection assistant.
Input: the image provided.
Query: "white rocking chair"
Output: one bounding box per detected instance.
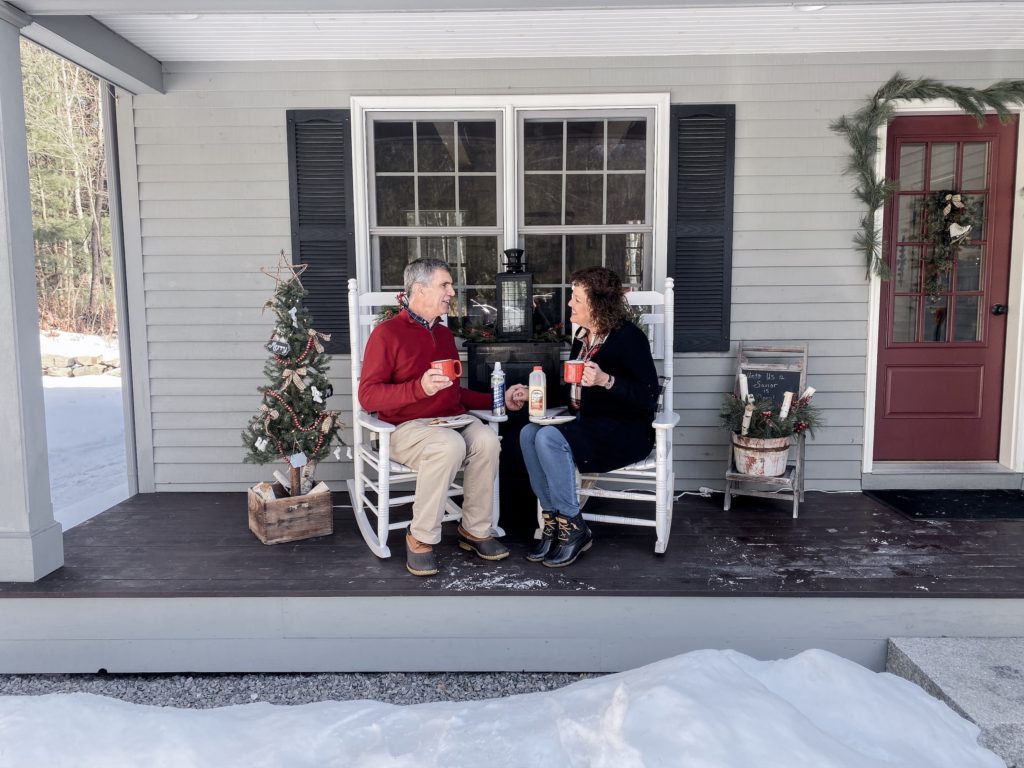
[346,279,505,558]
[538,278,679,553]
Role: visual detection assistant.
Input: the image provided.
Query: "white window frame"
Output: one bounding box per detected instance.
[350,93,671,357]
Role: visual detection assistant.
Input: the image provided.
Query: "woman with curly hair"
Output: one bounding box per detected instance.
[519,266,660,567]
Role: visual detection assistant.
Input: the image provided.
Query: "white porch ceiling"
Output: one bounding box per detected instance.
[13,1,1024,61]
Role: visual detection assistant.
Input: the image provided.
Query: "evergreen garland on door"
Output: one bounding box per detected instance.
[830,73,1024,280]
[242,252,344,481]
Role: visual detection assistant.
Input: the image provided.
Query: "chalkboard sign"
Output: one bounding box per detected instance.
[740,368,802,407]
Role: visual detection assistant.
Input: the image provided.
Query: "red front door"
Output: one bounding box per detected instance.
[875,115,1017,461]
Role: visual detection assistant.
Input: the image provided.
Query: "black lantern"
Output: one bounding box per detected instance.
[495,248,533,340]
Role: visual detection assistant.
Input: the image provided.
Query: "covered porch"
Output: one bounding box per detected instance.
[2,490,1022,674]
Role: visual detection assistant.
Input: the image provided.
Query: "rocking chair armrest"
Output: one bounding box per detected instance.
[356,411,396,434]
[652,411,680,430]
[469,409,508,424]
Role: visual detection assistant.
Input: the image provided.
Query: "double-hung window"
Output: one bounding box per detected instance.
[354,95,667,339]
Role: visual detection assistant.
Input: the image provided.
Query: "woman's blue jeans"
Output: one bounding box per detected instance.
[519,423,580,517]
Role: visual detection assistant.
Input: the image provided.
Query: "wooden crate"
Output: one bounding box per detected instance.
[247,482,333,544]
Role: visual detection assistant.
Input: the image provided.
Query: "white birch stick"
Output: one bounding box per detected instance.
[741,403,754,436]
[779,391,794,419]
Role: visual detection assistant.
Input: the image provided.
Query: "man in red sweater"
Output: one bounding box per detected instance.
[359,258,527,576]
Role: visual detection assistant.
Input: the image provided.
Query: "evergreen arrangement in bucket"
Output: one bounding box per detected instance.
[720,387,823,477]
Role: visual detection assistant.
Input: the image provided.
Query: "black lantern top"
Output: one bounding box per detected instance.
[503,248,526,274]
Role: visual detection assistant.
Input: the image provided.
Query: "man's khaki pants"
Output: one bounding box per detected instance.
[390,416,500,545]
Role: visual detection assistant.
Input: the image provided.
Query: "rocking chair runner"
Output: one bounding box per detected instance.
[536,278,679,553]
[345,279,505,558]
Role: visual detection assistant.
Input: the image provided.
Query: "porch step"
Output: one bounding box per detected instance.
[864,463,1022,490]
[887,637,1024,768]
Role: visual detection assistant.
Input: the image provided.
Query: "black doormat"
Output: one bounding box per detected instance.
[864,489,1024,520]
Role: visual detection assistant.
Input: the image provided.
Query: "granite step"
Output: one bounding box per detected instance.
[887,637,1024,768]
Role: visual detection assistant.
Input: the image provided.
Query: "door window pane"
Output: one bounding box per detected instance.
[892,296,918,342]
[898,144,925,190]
[962,143,988,190]
[929,143,956,189]
[955,245,983,291]
[970,195,986,240]
[417,121,456,173]
[897,195,924,241]
[954,296,982,342]
[923,296,949,342]
[894,246,921,292]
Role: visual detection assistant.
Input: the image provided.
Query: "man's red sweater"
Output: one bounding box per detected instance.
[358,310,490,425]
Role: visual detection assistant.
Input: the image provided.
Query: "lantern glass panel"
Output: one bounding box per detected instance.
[496,273,533,338]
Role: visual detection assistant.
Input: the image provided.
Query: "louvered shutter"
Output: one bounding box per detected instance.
[669,104,735,353]
[286,110,356,354]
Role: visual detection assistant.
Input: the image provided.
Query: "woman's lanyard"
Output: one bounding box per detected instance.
[570,329,607,410]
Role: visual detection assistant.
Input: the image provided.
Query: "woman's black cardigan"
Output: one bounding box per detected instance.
[556,321,660,473]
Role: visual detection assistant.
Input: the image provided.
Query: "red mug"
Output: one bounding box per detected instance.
[431,358,462,381]
[563,359,585,384]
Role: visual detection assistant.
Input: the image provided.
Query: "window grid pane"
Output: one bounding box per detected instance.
[892,139,989,346]
[521,115,653,310]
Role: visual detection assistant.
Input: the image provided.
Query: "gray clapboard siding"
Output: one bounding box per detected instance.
[139,181,287,200]
[127,50,1023,493]
[140,199,290,219]
[146,290,269,308]
[143,219,289,237]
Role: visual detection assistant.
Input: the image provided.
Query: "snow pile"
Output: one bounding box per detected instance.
[0,650,1003,768]
[39,329,119,362]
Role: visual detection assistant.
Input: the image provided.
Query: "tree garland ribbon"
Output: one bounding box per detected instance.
[831,73,1024,279]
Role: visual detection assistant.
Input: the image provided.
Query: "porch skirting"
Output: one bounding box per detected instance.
[2,595,1023,674]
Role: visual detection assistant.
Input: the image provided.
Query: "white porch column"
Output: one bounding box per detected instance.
[0,7,63,581]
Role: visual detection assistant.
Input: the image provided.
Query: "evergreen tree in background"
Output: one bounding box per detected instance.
[242,254,343,492]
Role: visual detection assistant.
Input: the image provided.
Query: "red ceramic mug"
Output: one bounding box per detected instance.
[431,358,463,381]
[563,359,585,384]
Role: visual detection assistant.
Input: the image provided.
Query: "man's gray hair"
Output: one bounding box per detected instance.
[404,257,451,296]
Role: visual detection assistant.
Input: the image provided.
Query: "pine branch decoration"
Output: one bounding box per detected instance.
[831,73,1024,279]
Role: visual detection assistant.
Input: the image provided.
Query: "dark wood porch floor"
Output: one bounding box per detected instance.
[3,490,1023,599]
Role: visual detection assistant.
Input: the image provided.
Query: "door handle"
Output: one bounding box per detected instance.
[991,304,1008,316]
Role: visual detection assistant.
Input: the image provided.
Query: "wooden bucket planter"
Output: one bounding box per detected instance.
[731,434,790,477]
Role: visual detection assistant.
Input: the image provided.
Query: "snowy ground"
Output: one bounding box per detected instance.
[0,649,1004,768]
[39,331,128,529]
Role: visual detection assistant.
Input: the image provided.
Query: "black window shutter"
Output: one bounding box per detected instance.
[669,104,735,353]
[286,109,355,354]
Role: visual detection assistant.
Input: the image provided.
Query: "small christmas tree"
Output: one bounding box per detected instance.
[242,252,343,496]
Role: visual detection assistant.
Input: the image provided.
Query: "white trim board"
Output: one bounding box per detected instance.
[861,100,1024,476]
[2,595,1022,674]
